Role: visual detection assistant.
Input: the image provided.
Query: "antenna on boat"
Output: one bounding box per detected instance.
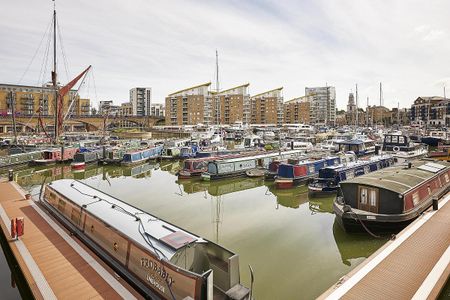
[215,50,220,126]
[355,84,358,130]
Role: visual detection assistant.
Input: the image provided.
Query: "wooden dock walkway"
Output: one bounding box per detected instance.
[320,194,450,299]
[0,179,144,299]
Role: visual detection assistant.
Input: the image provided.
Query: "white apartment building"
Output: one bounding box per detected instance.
[129,87,151,116]
[305,86,336,126]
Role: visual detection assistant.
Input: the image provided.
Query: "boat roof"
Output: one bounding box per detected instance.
[336,139,364,145]
[211,150,304,163]
[340,160,450,194]
[48,179,206,259]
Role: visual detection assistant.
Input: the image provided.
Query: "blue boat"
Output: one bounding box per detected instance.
[308,155,396,196]
[121,145,163,166]
[180,144,200,159]
[275,156,342,189]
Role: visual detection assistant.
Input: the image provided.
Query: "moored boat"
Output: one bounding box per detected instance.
[121,145,163,166]
[381,134,428,163]
[201,150,304,181]
[333,160,450,232]
[274,156,341,189]
[32,147,78,165]
[308,155,395,196]
[71,150,105,170]
[0,150,43,169]
[42,179,250,300]
[336,138,375,156]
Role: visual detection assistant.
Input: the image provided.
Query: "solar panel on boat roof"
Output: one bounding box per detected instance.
[417,162,447,173]
[159,231,197,250]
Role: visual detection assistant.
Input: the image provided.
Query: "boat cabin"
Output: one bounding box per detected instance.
[336,139,375,156]
[334,160,450,232]
[43,180,249,299]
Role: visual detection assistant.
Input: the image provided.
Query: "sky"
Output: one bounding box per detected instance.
[0,0,449,110]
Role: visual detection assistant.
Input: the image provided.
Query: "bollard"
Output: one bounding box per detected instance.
[8,169,13,181]
[432,198,438,210]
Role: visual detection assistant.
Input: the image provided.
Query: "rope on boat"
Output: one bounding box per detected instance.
[346,208,382,239]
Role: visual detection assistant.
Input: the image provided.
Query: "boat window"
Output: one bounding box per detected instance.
[398,136,405,144]
[360,188,368,205]
[412,192,420,206]
[57,198,66,213]
[369,190,377,206]
[385,136,392,143]
[445,174,449,183]
[71,208,81,225]
[391,136,398,143]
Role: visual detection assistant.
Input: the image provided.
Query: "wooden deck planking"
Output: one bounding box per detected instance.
[0,181,143,300]
[321,195,450,299]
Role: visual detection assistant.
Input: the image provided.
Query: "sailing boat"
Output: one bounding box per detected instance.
[39,2,91,143]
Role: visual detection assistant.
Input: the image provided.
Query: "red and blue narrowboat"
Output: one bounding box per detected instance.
[274,156,341,189]
[32,147,79,166]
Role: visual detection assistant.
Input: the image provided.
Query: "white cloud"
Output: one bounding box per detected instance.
[0,0,449,110]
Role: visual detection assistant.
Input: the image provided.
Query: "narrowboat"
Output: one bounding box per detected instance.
[274,156,342,189]
[42,180,250,300]
[381,134,428,163]
[336,138,376,156]
[0,150,43,170]
[71,150,105,170]
[333,160,450,232]
[201,150,304,181]
[121,145,163,166]
[308,155,395,196]
[32,147,79,165]
[178,157,215,179]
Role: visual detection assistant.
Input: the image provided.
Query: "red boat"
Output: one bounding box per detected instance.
[178,157,219,179]
[32,147,79,165]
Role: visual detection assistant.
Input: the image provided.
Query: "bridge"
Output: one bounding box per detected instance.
[0,115,165,133]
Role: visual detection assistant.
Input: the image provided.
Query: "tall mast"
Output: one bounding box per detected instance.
[52,1,59,142]
[379,82,383,127]
[397,102,400,125]
[215,50,220,125]
[366,96,369,126]
[10,92,17,144]
[355,84,358,129]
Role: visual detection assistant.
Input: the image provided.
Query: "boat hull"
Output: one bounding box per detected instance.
[333,200,427,233]
[31,159,57,166]
[275,175,314,189]
[307,185,337,197]
[420,137,442,147]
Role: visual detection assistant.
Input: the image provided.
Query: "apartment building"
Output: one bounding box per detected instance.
[150,103,165,117]
[130,87,151,116]
[283,96,311,124]
[305,86,336,125]
[211,83,250,125]
[250,87,283,125]
[165,83,212,125]
[0,83,90,117]
[410,96,448,126]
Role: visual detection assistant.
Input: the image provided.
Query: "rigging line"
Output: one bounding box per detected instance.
[18,17,53,85]
[91,68,99,108]
[37,18,53,86]
[56,18,71,83]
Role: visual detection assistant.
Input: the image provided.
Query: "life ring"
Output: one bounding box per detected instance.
[393,146,400,152]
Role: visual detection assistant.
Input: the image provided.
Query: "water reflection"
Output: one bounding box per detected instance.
[266,183,310,209]
[4,161,389,299]
[332,220,388,266]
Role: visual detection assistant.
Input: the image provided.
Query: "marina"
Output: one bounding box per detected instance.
[1,1,449,298]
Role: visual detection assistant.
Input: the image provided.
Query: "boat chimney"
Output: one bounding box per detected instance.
[408,162,412,169]
[432,197,439,210]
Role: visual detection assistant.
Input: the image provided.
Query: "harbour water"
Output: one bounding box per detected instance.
[2,162,388,299]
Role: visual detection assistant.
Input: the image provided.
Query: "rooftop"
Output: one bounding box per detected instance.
[340,160,450,194]
[251,87,283,99]
[168,82,211,96]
